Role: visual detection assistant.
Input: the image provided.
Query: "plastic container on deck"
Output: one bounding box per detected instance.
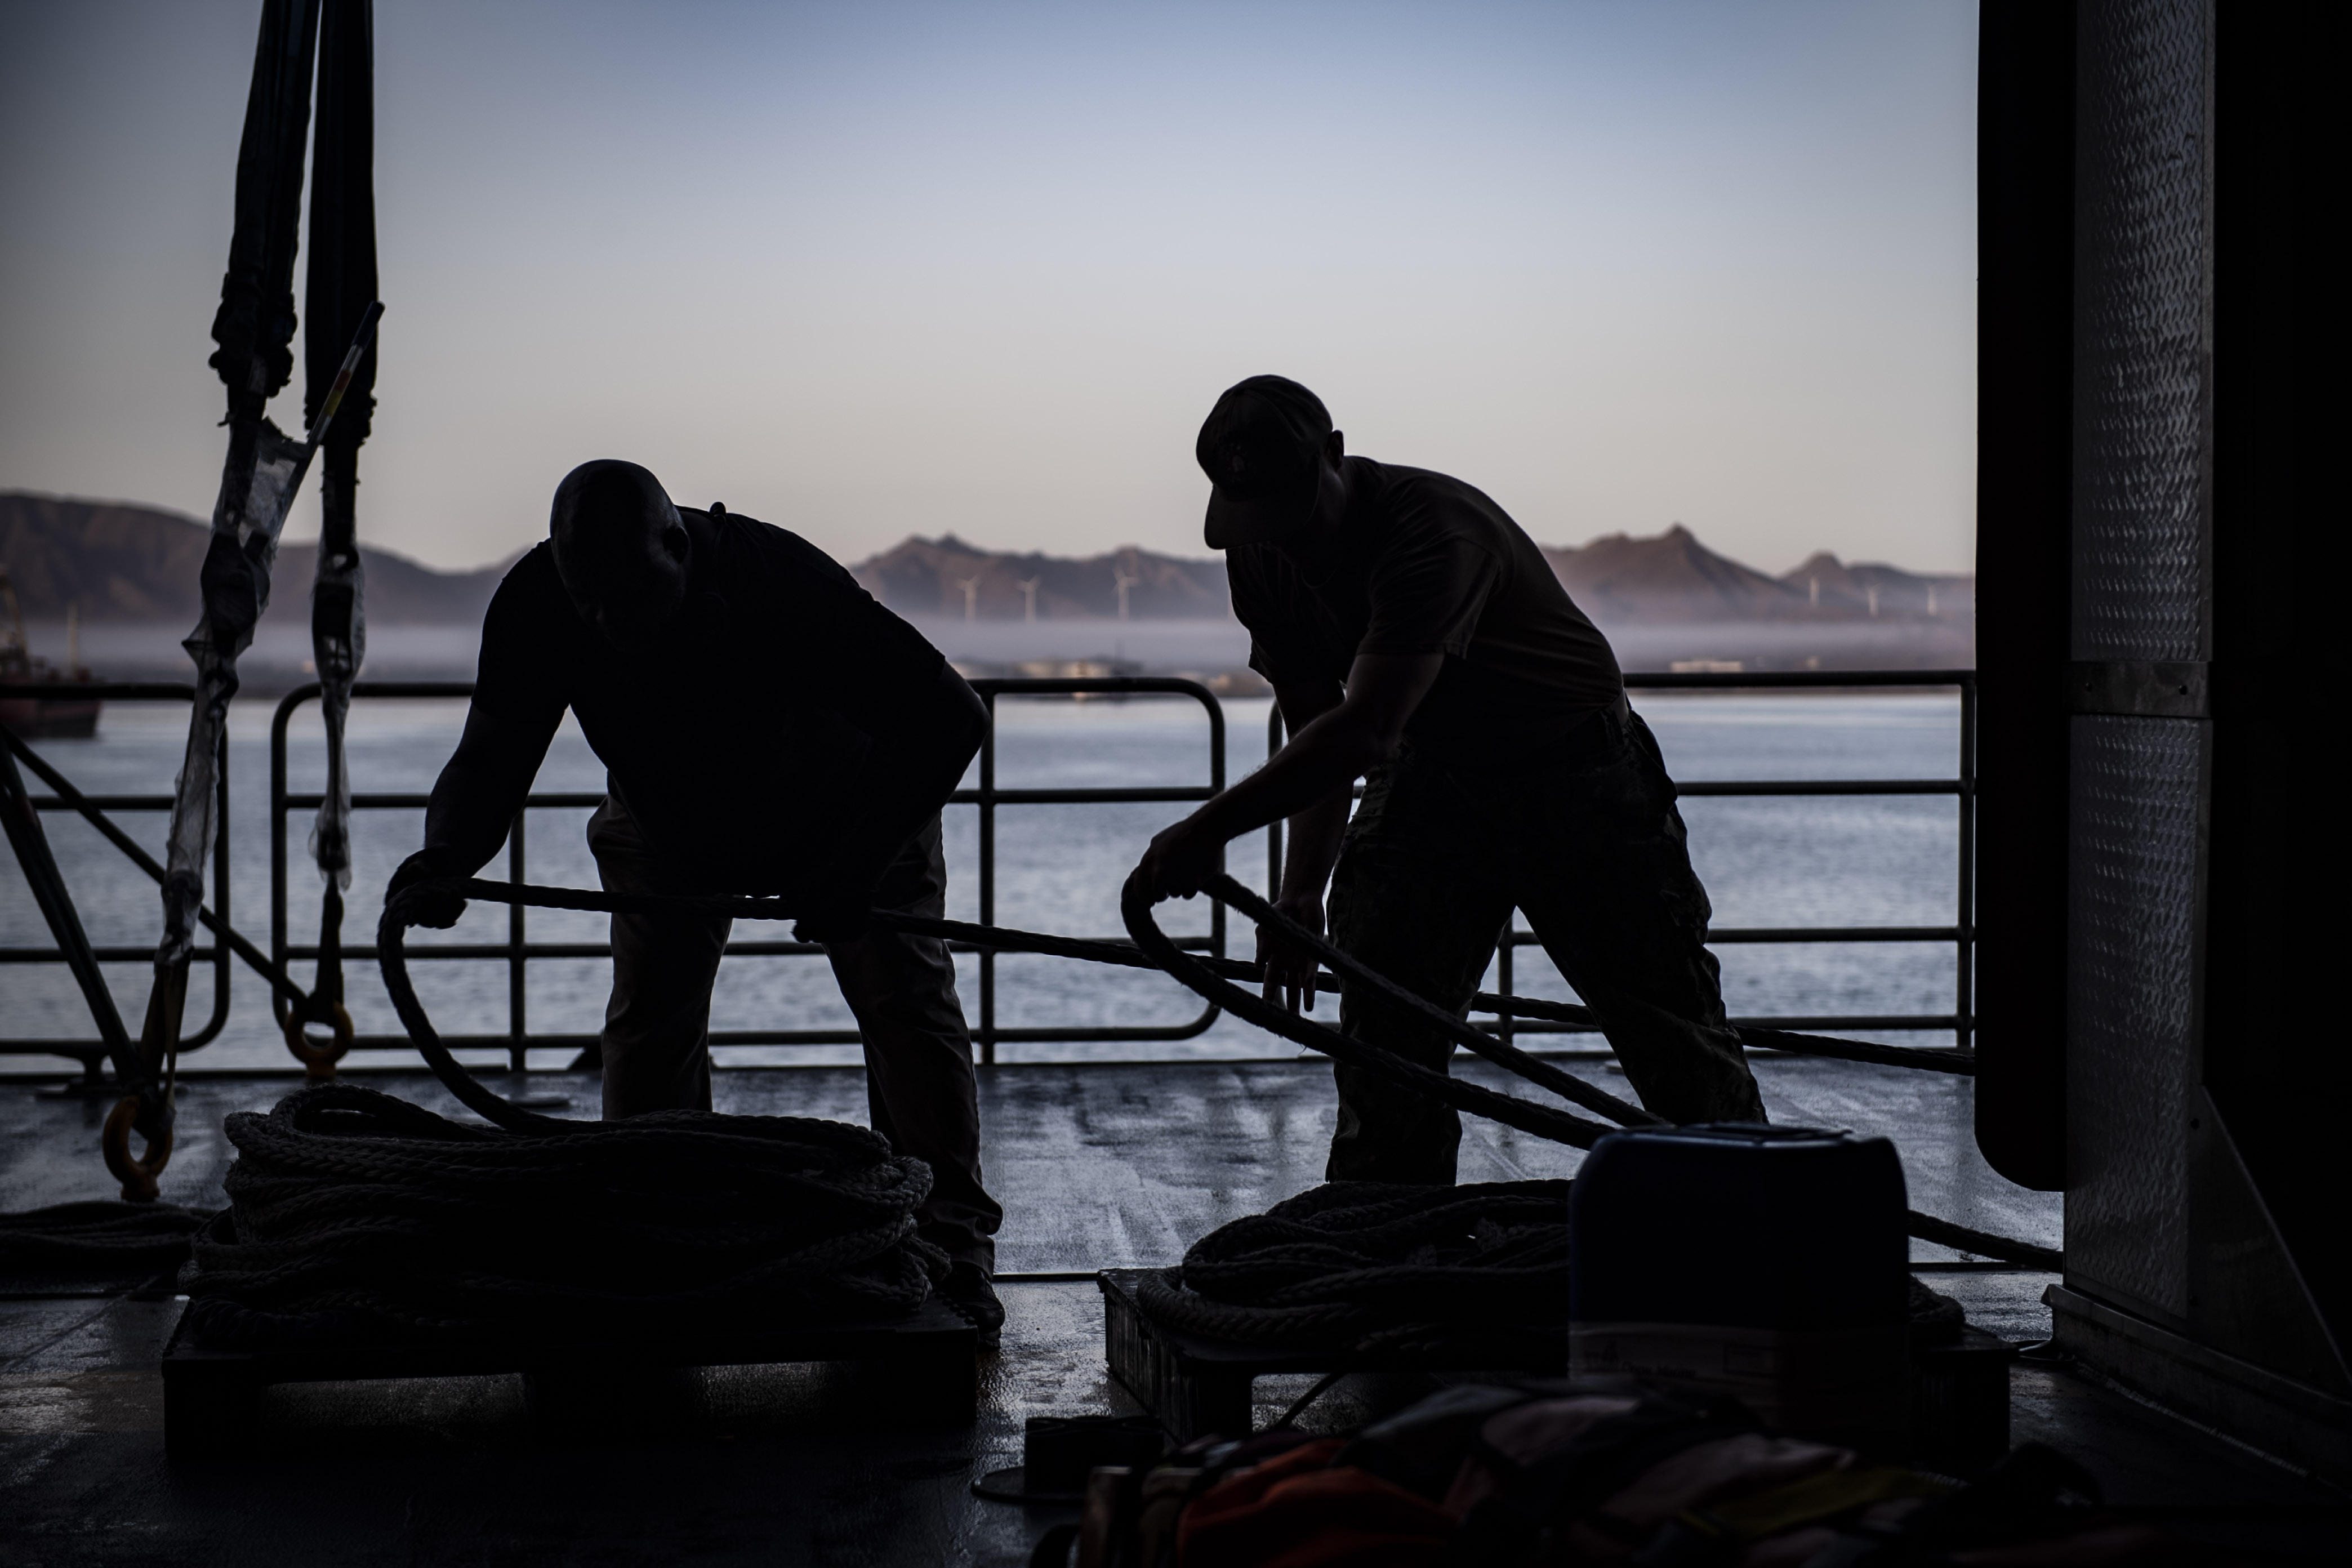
[1568,1122,1909,1453]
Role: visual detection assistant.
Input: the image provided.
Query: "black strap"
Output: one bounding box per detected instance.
[210,0,323,415]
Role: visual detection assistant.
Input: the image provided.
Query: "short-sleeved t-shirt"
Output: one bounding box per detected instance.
[1229,457,1623,757]
[467,508,945,880]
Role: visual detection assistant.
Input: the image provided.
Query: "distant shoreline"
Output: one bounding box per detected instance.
[17,612,1971,698]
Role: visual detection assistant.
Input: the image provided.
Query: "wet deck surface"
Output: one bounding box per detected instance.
[3,1058,2342,1563]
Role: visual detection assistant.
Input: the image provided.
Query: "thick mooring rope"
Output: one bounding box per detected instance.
[379,879,1640,1150]
[363,876,2055,1271]
[385,878,2051,1269]
[1122,873,2059,1271]
[0,1200,210,1270]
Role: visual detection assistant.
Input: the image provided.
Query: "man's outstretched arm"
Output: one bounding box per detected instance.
[384,697,565,927]
[386,582,569,928]
[1130,651,1445,908]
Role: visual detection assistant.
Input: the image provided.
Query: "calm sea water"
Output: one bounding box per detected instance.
[3,691,1966,1072]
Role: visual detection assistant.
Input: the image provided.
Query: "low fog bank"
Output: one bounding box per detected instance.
[1603,619,1974,674]
[902,616,1249,674]
[29,613,1971,694]
[21,621,485,692]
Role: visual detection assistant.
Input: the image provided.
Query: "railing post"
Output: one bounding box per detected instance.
[977,690,996,1067]
[1208,690,1227,960]
[1495,916,1515,1050]
[1957,674,1977,1052]
[508,809,527,1076]
[202,723,233,1045]
[270,693,290,1034]
[1266,705,1285,899]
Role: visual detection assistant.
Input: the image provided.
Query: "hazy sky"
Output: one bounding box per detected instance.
[1,1,1976,574]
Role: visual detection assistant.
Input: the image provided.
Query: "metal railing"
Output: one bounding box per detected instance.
[6,671,1971,1071]
[1267,670,1977,1051]
[0,683,233,1069]
[269,678,1228,1067]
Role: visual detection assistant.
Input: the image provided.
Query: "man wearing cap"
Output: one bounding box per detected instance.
[1130,377,1766,1183]
[386,459,1008,1340]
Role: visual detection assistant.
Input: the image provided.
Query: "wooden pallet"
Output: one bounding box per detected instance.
[1099,1268,1566,1442]
[159,1297,978,1462]
[1101,1271,2016,1465]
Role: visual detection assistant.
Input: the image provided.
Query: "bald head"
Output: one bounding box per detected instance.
[549,460,691,652]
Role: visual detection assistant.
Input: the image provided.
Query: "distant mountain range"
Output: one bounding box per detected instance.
[0,493,508,626]
[853,524,1971,628]
[1,491,1971,679]
[849,534,1229,622]
[1543,525,1971,625]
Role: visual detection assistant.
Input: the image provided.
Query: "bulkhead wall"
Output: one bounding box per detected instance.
[2050,0,2350,1467]
[2061,0,2212,1329]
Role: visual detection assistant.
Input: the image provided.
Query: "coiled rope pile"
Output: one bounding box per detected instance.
[1138,1181,1572,1357]
[180,1084,943,1351]
[1131,1181,1975,1358]
[174,881,955,1350]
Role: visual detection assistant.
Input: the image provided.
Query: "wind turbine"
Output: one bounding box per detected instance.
[1017,577,1040,623]
[957,575,982,622]
[1113,569,1139,622]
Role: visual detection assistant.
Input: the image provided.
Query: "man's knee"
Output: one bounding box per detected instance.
[834,930,967,1039]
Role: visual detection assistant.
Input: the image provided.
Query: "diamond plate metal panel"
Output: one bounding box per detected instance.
[2067,715,2204,1321]
[2072,0,2212,662]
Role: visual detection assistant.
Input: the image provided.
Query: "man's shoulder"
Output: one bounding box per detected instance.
[1361,460,1507,523]
[485,541,567,618]
[475,542,586,685]
[703,510,943,670]
[706,510,867,598]
[1355,460,1520,557]
[498,538,558,583]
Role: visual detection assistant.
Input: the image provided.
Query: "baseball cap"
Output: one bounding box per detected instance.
[1196,376,1333,548]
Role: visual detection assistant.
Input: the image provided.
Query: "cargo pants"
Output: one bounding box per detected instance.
[1324,701,1767,1184]
[586,798,1003,1271]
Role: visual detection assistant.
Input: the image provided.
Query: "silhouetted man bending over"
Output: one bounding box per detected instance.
[1132,377,1766,1184]
[389,460,1005,1337]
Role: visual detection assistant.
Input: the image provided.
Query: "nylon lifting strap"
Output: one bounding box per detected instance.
[115,0,381,1200]
[287,0,379,1083]
[376,876,2057,1271]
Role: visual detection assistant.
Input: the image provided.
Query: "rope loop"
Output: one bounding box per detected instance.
[283,1002,355,1080]
[101,1094,173,1204]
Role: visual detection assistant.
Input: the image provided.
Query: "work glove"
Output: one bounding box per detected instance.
[386,848,470,929]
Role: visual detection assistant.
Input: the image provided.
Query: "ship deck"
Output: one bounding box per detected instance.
[3,1056,2343,1563]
